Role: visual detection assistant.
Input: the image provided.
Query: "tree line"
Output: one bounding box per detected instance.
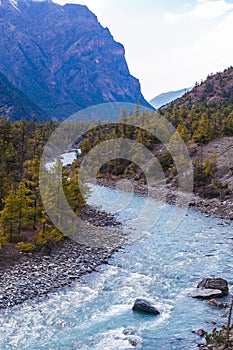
[0,100,232,253]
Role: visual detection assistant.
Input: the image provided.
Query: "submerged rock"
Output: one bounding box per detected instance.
[128,338,139,347]
[123,327,142,348]
[192,329,206,337]
[123,327,137,336]
[132,299,160,315]
[208,299,228,308]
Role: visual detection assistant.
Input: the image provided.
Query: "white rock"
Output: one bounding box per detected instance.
[192,287,223,299]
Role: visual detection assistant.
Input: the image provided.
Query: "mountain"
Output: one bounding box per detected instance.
[0,0,152,119]
[150,87,192,109]
[0,72,49,121]
[171,67,233,108]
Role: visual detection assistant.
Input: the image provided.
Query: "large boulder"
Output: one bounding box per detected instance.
[192,278,229,299]
[132,299,160,315]
[197,278,229,295]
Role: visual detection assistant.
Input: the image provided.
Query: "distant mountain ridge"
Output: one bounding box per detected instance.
[0,0,151,119]
[150,87,192,109]
[0,72,49,121]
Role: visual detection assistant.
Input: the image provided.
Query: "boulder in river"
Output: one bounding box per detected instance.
[192,329,206,337]
[197,278,229,295]
[128,338,139,347]
[132,299,160,315]
[192,278,229,299]
[123,327,137,336]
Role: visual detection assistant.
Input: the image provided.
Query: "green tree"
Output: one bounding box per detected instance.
[193,113,214,144]
[23,156,42,229]
[0,183,32,236]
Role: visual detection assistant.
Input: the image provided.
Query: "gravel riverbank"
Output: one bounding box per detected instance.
[0,205,123,309]
[0,238,120,309]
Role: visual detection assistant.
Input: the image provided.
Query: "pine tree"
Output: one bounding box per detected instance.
[0,183,32,236]
[193,113,214,144]
[23,156,42,229]
[176,124,191,144]
[222,112,233,136]
[0,186,17,236]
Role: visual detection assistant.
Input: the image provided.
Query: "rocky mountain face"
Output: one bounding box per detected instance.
[0,0,151,119]
[150,87,192,109]
[0,72,49,121]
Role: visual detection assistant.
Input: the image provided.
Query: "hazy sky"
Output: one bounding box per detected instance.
[54,0,233,101]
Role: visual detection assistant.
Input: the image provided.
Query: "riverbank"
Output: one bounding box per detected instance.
[0,205,123,309]
[0,237,122,309]
[96,177,233,222]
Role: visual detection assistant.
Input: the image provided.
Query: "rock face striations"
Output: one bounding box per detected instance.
[0,0,151,119]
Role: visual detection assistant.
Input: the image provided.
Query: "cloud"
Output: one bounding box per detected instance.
[165,0,233,21]
[162,10,233,90]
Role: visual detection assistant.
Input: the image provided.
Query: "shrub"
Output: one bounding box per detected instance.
[205,327,227,345]
[16,242,36,252]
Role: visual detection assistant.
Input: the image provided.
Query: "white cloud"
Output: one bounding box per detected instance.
[193,10,233,67]
[165,0,233,21]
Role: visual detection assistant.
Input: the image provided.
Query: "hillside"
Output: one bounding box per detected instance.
[0,72,48,121]
[0,0,151,119]
[150,87,192,109]
[172,66,233,108]
[161,67,233,145]
[157,67,233,198]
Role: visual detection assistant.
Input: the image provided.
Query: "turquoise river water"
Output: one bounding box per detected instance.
[0,184,233,349]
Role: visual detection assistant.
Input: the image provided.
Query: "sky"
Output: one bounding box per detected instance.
[54,0,233,101]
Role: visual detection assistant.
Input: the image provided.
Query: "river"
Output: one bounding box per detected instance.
[0,184,233,349]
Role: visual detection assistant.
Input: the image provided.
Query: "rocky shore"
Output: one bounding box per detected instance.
[0,205,123,309]
[0,238,120,309]
[81,205,121,227]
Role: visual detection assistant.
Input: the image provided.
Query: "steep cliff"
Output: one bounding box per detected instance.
[0,0,151,119]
